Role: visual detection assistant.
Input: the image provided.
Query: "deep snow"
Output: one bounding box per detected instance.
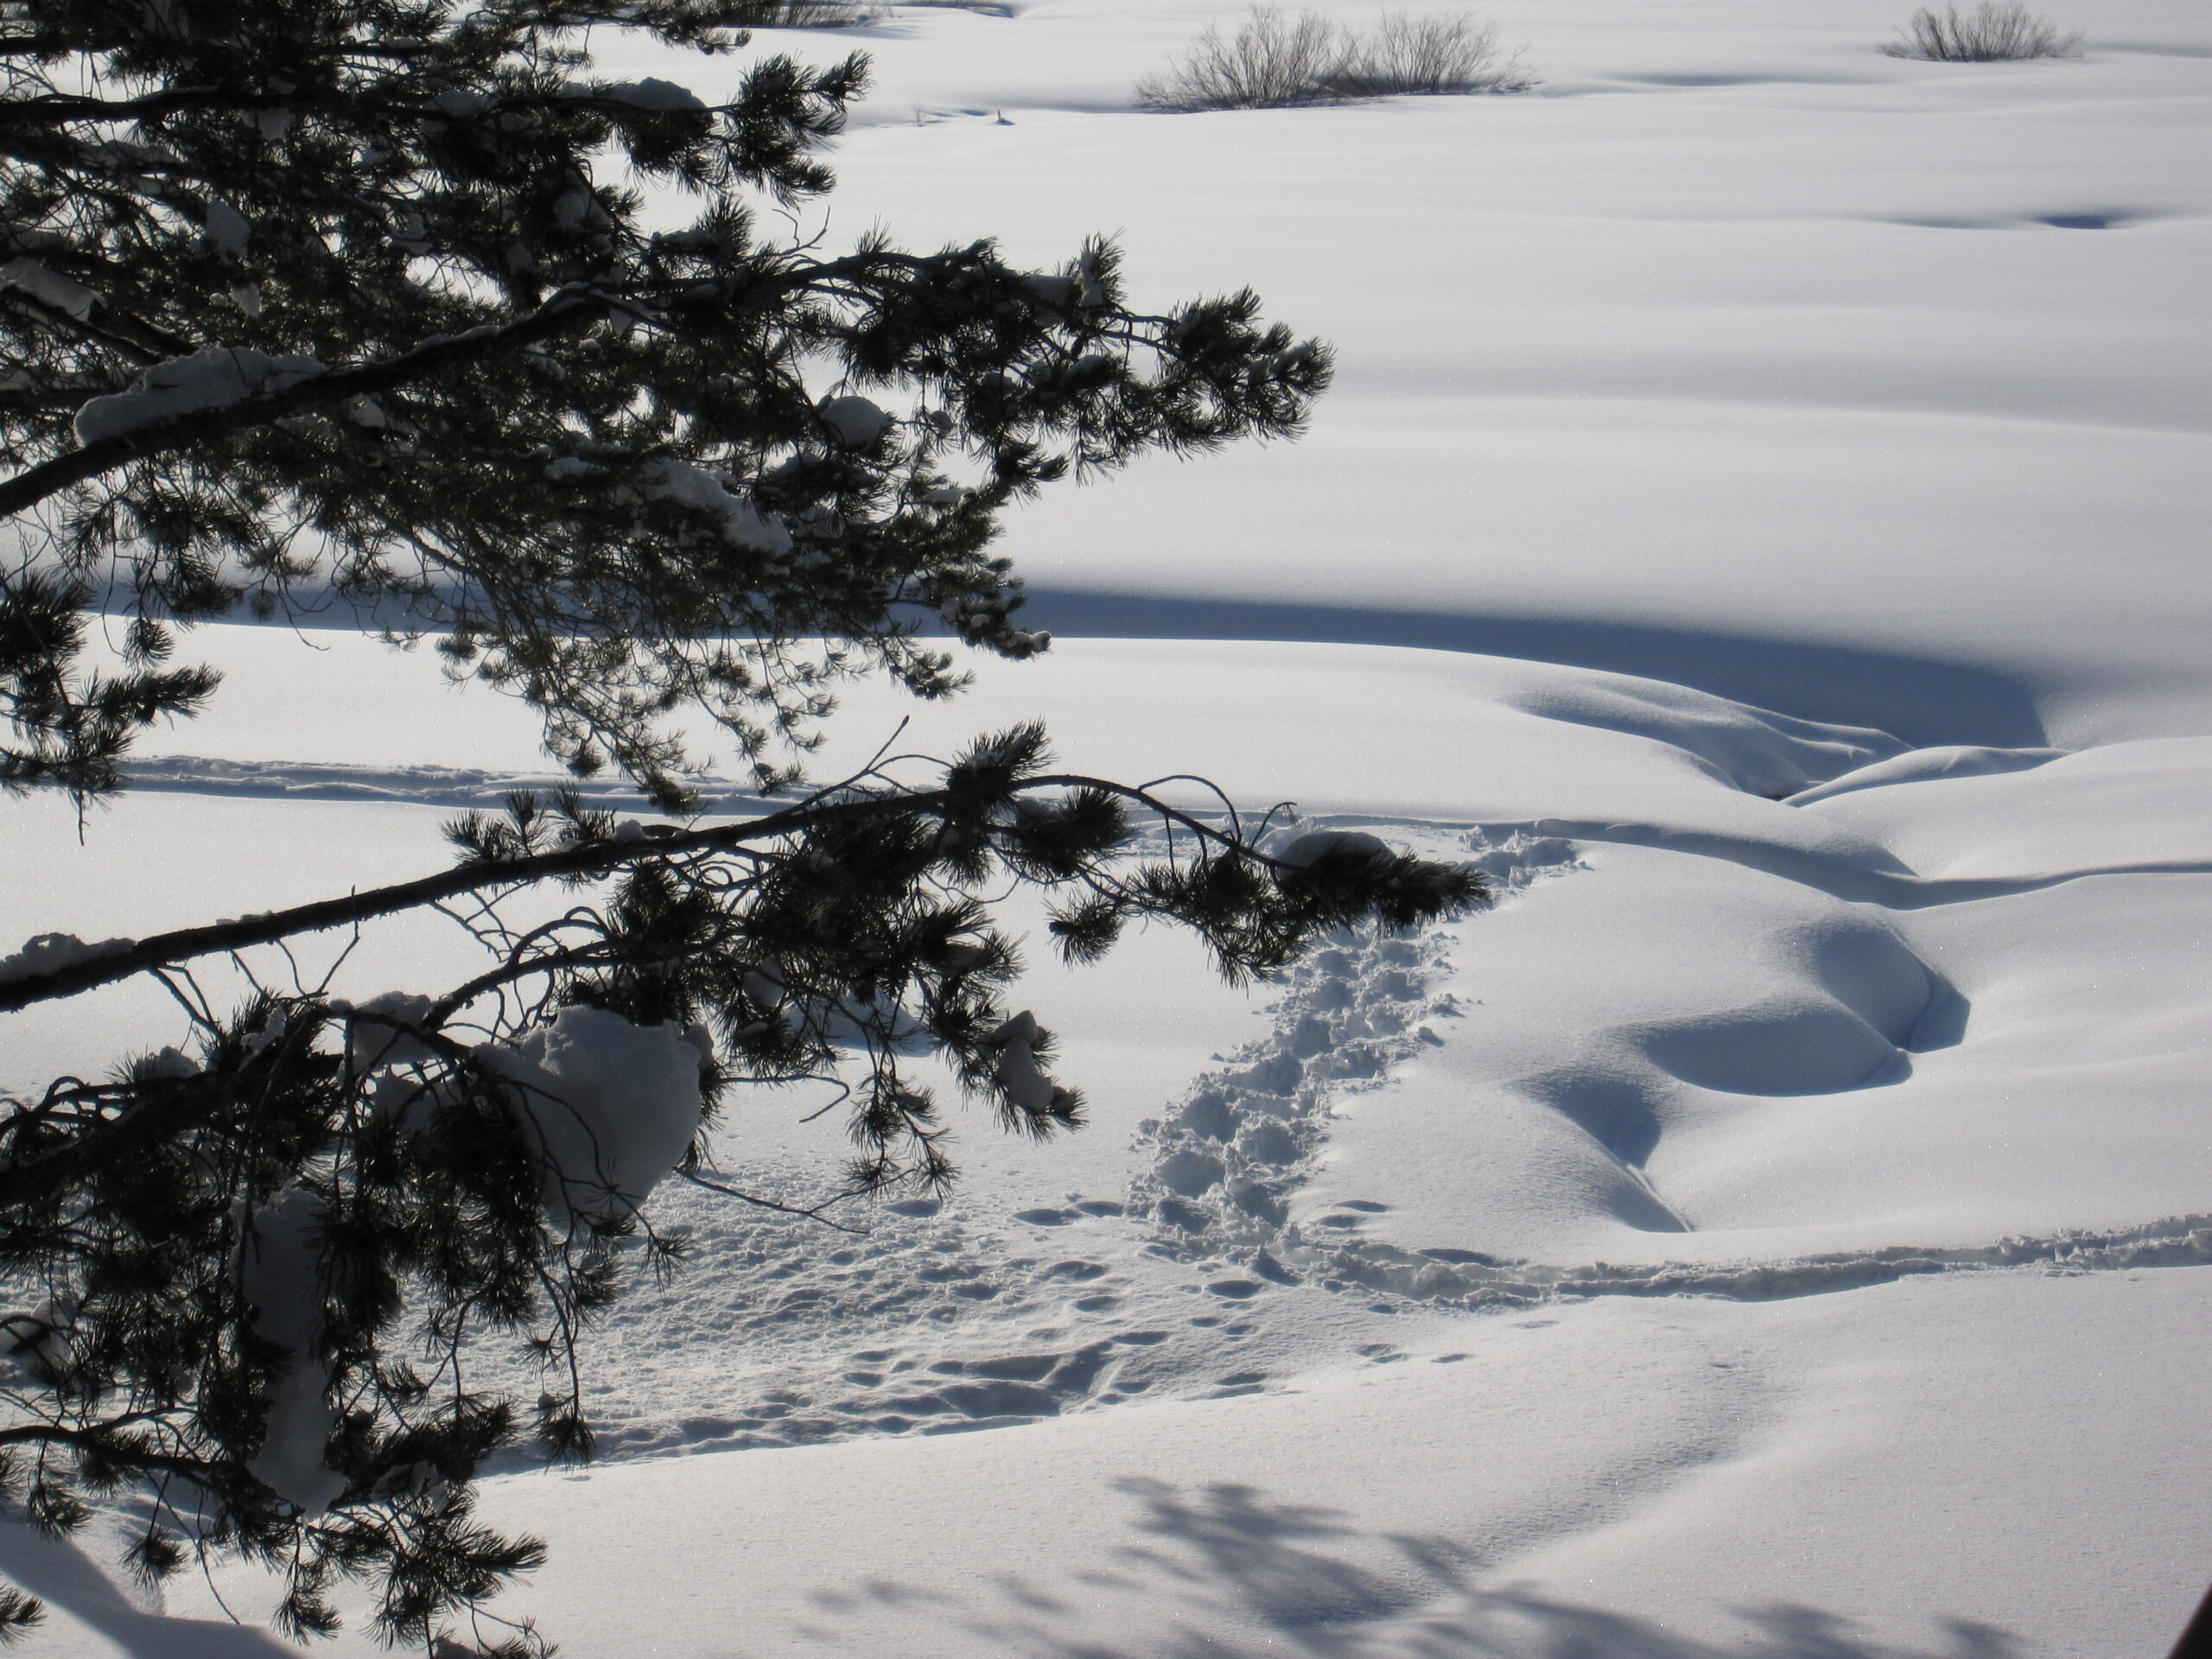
[4,0,2210,1654]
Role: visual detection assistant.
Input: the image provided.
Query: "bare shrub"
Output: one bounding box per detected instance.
[1136,7,1535,112]
[1327,11,1537,97]
[733,0,878,25]
[1885,3,2082,60]
[1136,8,1347,111]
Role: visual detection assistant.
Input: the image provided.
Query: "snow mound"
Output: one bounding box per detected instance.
[1788,744,2069,804]
[1512,677,1907,798]
[818,395,893,448]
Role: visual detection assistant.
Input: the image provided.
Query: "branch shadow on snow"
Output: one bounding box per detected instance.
[0,1520,294,1658]
[1016,590,2050,753]
[802,1479,2026,1659]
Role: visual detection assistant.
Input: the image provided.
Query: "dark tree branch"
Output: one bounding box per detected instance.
[0,289,619,518]
[0,771,1290,1013]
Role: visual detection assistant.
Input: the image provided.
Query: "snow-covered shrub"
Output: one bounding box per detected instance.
[1136,7,1534,112]
[1885,3,2081,60]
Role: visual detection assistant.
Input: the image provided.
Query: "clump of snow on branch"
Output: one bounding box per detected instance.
[634,458,793,556]
[73,347,325,447]
[0,256,100,321]
[143,1046,201,1080]
[0,931,132,985]
[561,78,709,111]
[203,200,251,256]
[242,1188,347,1514]
[983,1010,1062,1115]
[817,395,892,448]
[481,1007,707,1230]
[339,991,441,1073]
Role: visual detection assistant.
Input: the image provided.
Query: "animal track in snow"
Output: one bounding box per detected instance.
[1124,826,2212,1320]
[1129,830,1585,1260]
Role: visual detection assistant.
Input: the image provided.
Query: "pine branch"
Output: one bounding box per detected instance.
[0,289,620,518]
[0,771,1340,1014]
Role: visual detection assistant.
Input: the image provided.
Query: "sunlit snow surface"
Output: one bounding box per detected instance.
[4,0,2211,1653]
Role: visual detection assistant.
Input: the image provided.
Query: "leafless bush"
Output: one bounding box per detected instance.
[733,0,879,25]
[1136,8,1346,111]
[1328,11,1536,97]
[1136,7,1535,112]
[1884,3,2081,60]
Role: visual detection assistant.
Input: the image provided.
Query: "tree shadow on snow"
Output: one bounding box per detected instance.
[195,584,2051,753]
[1016,591,2050,753]
[807,1479,2025,1659]
[0,1520,293,1658]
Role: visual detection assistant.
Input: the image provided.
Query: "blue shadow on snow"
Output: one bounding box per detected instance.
[1014,590,2050,752]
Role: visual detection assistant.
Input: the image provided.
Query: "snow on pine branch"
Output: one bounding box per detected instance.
[560,78,710,112]
[0,255,100,321]
[0,931,133,986]
[634,456,794,555]
[72,346,324,447]
[241,1188,348,1515]
[477,1005,710,1231]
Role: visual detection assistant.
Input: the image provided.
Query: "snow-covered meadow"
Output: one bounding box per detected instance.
[4,0,2210,1652]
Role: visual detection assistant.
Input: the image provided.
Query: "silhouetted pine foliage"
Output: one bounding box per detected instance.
[0,1,1483,1647]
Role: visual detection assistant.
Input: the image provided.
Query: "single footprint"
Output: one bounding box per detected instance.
[1040,1260,1109,1282]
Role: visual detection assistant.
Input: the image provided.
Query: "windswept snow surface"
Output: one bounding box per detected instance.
[4,0,2211,1654]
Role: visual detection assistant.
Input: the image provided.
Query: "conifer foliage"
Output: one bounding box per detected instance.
[0,1,1481,1649]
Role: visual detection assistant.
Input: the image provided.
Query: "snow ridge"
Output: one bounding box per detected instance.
[1311,1214,2212,1310]
[1129,830,2212,1311]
